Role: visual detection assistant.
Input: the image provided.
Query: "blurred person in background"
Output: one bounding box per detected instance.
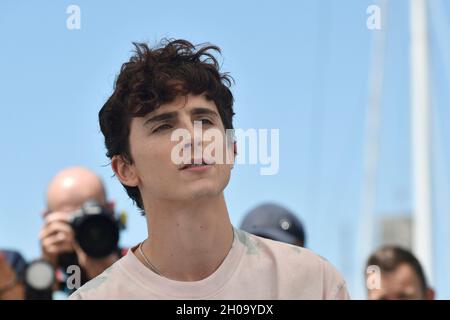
[240,203,306,247]
[39,166,123,298]
[365,245,435,300]
[0,250,26,300]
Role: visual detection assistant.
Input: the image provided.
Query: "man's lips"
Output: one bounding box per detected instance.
[179,160,214,170]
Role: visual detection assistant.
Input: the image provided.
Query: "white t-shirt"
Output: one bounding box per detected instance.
[69,228,350,299]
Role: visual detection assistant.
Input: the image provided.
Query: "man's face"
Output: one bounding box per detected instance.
[126,94,234,204]
[367,263,429,300]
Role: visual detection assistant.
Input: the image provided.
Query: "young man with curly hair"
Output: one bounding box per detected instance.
[69,39,349,300]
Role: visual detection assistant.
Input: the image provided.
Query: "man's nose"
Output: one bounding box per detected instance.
[182,121,203,157]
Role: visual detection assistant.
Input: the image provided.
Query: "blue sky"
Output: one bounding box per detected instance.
[1,0,449,299]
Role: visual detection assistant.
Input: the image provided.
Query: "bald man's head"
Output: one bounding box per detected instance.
[46,167,107,213]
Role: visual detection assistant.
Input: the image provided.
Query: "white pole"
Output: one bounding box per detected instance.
[410,0,433,284]
[360,0,386,268]
[356,0,387,299]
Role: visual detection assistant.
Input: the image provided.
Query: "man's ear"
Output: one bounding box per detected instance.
[111,155,139,187]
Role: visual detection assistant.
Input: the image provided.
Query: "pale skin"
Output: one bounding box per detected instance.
[367,263,435,300]
[40,167,119,281]
[112,94,236,282]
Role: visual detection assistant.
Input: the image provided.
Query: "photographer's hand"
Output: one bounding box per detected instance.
[39,212,75,267]
[40,211,119,281]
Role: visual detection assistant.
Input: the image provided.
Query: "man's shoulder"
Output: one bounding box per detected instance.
[236,228,327,266]
[236,229,349,299]
[238,230,349,299]
[68,256,126,300]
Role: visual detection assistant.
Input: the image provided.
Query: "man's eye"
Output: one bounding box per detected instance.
[153,124,172,133]
[199,118,213,125]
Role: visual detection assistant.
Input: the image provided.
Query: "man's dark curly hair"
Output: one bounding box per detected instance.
[99,39,235,212]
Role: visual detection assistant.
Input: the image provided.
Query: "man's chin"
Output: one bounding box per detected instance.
[189,187,219,200]
[181,182,223,200]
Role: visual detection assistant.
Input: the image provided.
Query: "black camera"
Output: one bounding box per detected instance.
[70,200,125,258]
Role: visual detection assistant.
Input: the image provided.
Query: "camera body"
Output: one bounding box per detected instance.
[69,200,123,258]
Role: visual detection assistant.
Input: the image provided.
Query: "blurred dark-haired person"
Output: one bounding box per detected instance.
[240,203,306,247]
[0,250,26,300]
[70,39,349,300]
[39,166,121,297]
[366,245,434,300]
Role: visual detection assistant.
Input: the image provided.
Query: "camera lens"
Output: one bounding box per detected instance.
[24,260,55,299]
[25,260,54,290]
[75,214,119,258]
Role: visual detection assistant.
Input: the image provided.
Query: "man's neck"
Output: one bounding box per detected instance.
[138,193,234,281]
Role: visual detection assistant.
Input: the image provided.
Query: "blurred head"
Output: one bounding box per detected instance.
[99,39,235,213]
[0,250,26,300]
[46,166,110,214]
[240,203,306,247]
[44,167,116,268]
[366,246,435,300]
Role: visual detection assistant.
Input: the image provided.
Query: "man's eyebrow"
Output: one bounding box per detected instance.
[190,107,219,118]
[143,111,178,126]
